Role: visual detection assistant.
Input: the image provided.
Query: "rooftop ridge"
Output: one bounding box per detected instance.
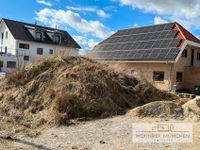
[1,18,65,32]
[118,22,177,32]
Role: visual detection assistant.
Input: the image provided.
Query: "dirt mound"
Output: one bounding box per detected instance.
[128,98,200,121]
[127,101,183,119]
[183,98,200,121]
[0,56,174,134]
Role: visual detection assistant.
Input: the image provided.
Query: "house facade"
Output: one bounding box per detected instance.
[90,22,200,92]
[0,18,80,72]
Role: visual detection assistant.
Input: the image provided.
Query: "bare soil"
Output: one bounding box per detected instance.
[0,115,199,150]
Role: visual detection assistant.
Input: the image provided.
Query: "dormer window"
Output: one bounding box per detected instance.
[54,35,60,44]
[36,32,43,41]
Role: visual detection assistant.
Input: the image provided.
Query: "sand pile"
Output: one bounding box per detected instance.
[128,98,200,121]
[128,101,183,119]
[0,56,174,134]
[183,98,200,121]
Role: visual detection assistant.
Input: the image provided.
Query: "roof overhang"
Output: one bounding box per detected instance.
[98,60,175,63]
[175,40,200,62]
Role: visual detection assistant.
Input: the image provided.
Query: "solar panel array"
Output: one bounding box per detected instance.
[90,22,182,61]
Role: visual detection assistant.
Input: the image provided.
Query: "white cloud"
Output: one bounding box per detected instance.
[36,0,52,7]
[97,10,110,18]
[66,6,96,12]
[154,16,168,24]
[118,0,200,29]
[66,6,110,18]
[73,36,99,54]
[35,8,114,39]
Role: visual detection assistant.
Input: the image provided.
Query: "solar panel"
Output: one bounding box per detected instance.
[144,49,152,54]
[157,53,166,59]
[151,42,160,48]
[163,23,175,30]
[90,22,182,61]
[169,47,180,53]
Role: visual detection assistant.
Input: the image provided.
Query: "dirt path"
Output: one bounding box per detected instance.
[0,115,200,150]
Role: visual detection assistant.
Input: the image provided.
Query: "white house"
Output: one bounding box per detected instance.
[0,18,81,72]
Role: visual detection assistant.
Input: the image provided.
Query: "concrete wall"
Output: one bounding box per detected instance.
[173,45,200,90]
[184,67,200,89]
[108,62,173,91]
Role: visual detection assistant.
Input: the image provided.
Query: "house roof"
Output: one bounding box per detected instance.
[90,22,200,61]
[1,18,81,48]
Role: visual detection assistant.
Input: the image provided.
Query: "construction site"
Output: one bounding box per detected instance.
[0,56,199,150]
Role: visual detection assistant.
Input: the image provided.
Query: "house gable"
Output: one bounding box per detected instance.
[0,20,17,55]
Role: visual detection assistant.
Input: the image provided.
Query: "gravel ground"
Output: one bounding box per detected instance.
[0,115,200,150]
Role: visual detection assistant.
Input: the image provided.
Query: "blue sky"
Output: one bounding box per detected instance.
[1,0,200,53]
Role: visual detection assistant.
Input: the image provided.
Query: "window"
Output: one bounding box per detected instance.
[36,32,43,41]
[24,56,29,61]
[0,47,2,54]
[49,49,53,55]
[7,61,16,68]
[176,72,183,82]
[197,53,200,60]
[37,48,43,55]
[54,35,60,44]
[5,31,8,39]
[1,32,3,39]
[5,46,7,54]
[1,32,3,44]
[0,60,3,68]
[182,49,187,57]
[153,71,164,81]
[19,43,29,49]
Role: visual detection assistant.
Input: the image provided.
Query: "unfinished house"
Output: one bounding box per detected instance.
[90,22,200,92]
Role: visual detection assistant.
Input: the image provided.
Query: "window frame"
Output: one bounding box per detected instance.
[36,31,43,41]
[153,71,165,82]
[19,43,30,49]
[37,48,43,55]
[54,35,61,44]
[176,72,183,82]
[197,52,200,60]
[182,49,187,58]
[5,46,7,54]
[7,61,16,68]
[1,32,3,39]
[49,49,54,55]
[24,55,29,61]
[1,32,3,44]
[5,31,8,39]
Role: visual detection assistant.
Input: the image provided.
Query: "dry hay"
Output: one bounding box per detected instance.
[0,56,175,134]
